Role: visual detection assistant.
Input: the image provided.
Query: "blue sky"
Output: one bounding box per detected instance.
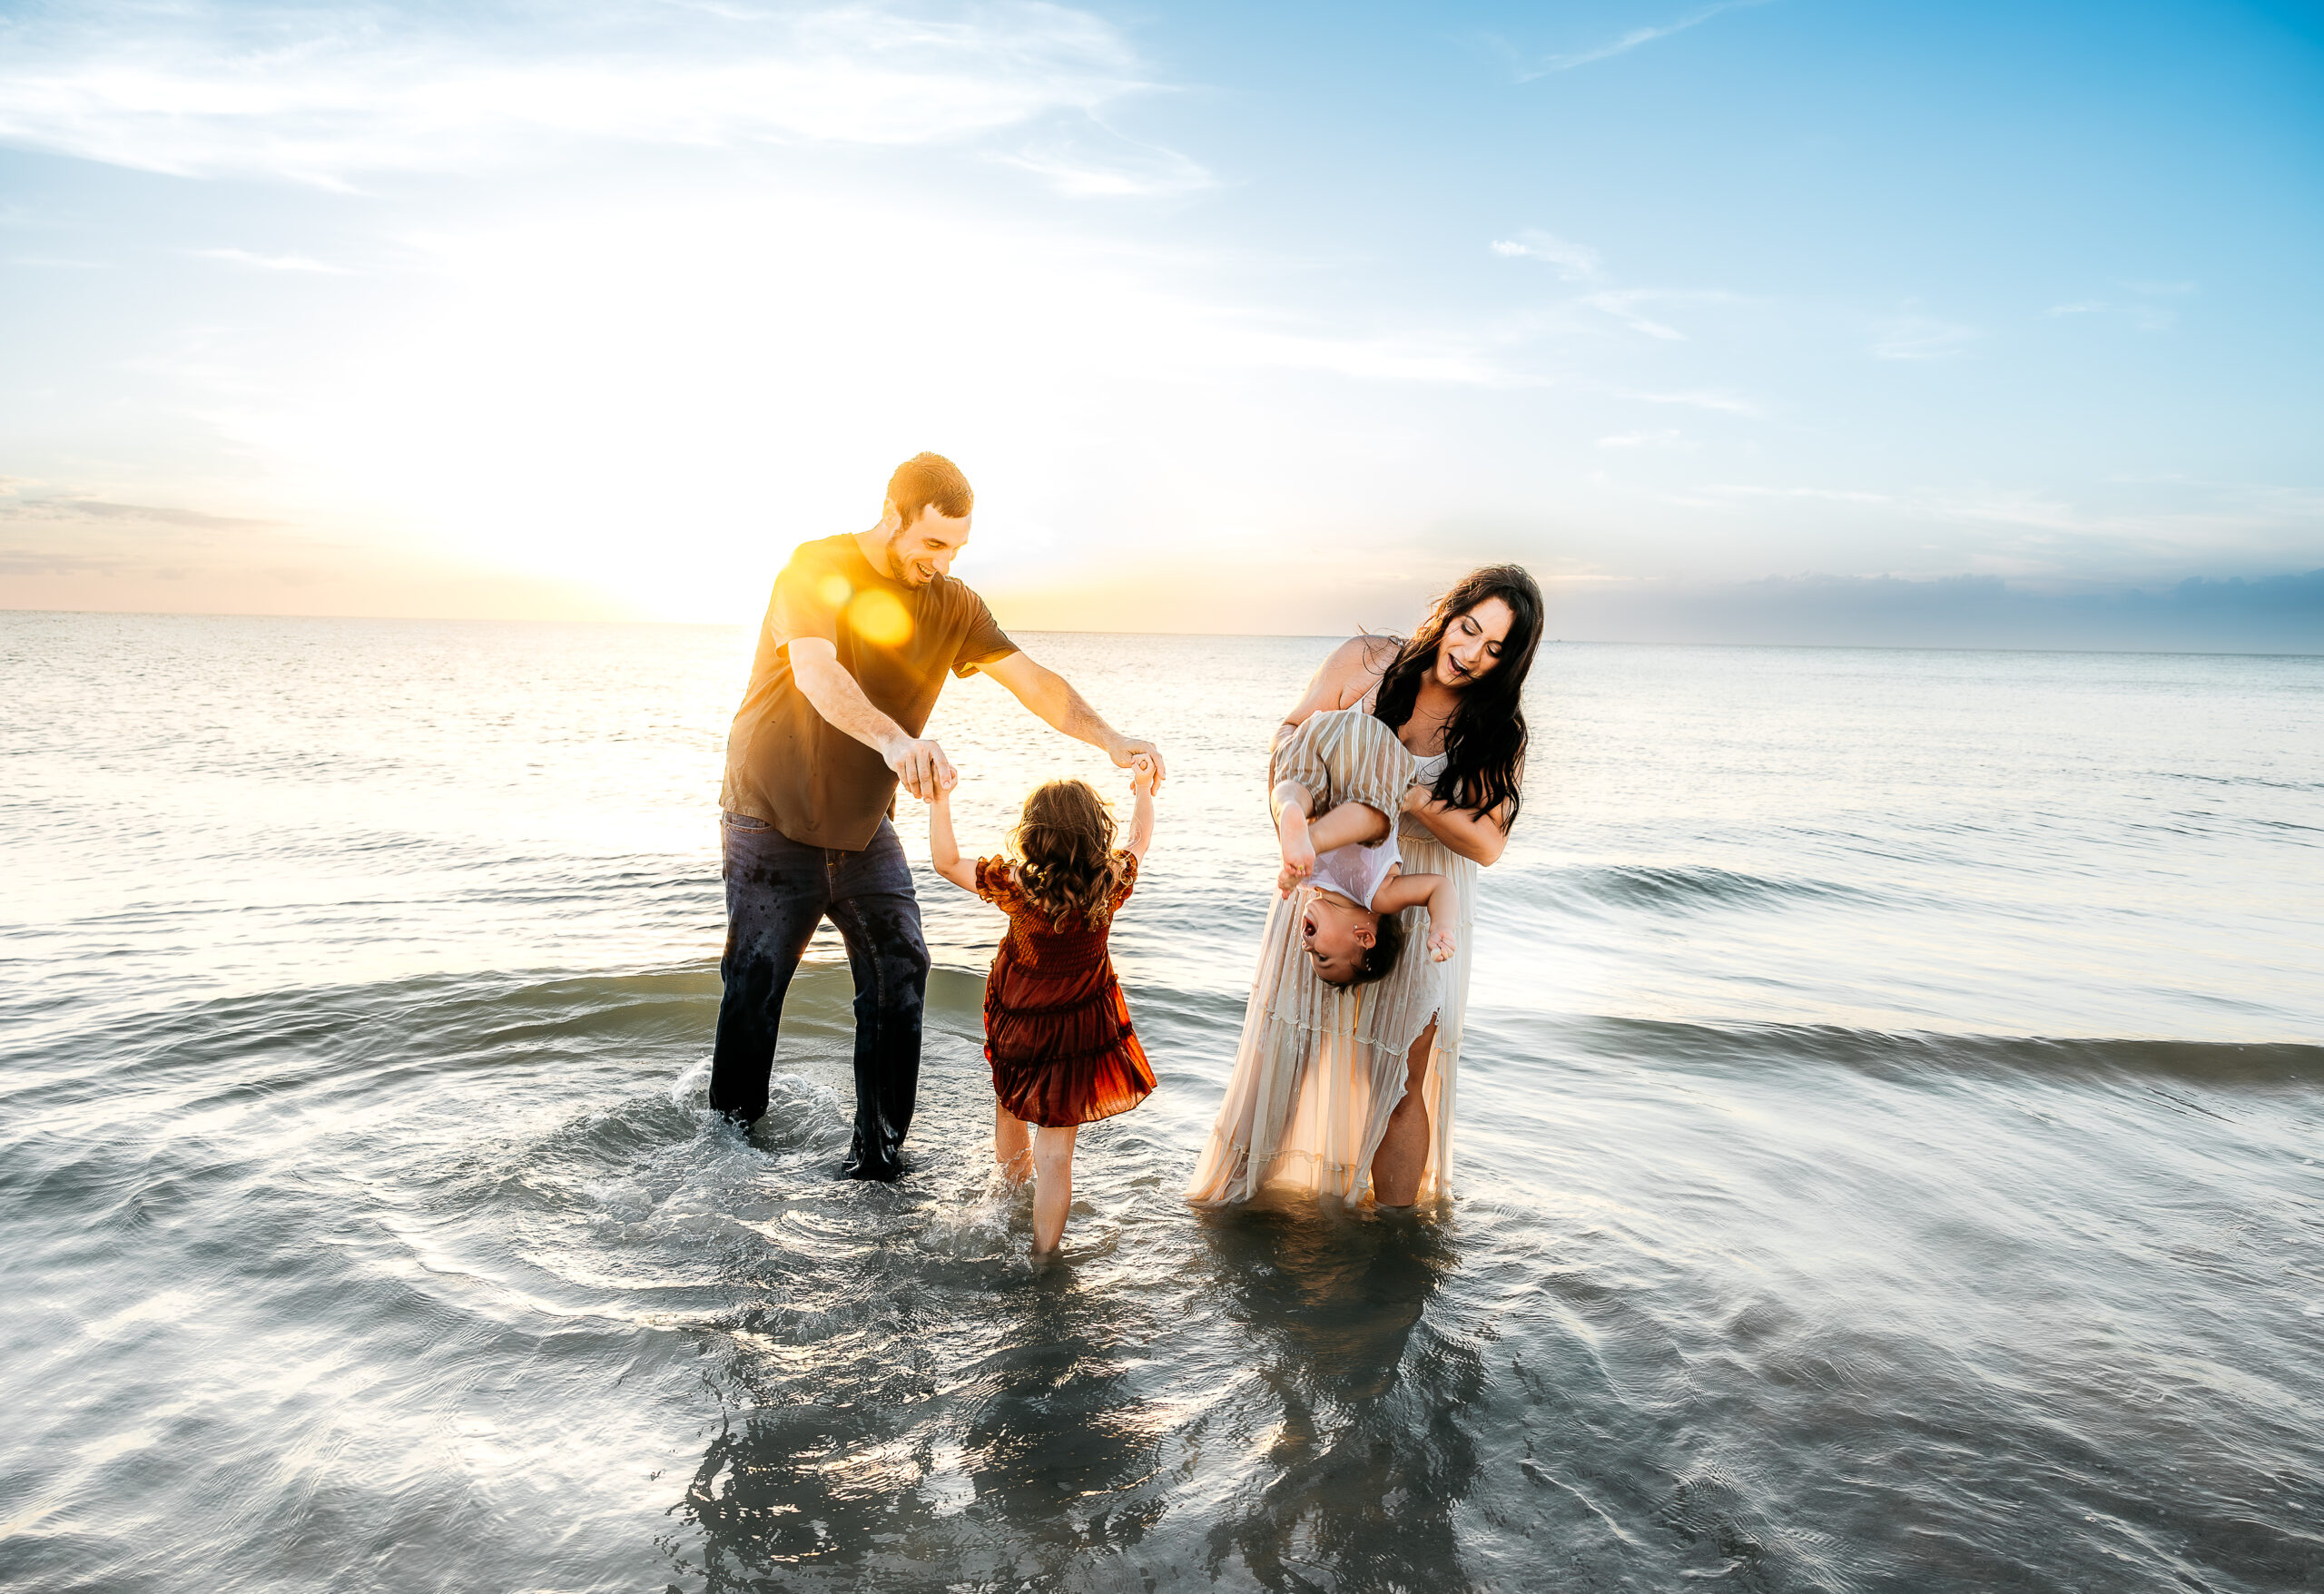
[1,0,2318,638]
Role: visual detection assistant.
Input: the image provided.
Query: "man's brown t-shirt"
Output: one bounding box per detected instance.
[720,534,1018,850]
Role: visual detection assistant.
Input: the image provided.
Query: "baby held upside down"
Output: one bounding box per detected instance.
[1271,713,1458,989]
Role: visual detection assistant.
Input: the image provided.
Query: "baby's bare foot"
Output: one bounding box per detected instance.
[1278,806,1316,877]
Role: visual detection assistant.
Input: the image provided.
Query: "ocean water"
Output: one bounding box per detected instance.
[1,609,2319,1593]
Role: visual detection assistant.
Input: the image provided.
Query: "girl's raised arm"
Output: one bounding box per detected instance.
[1124,755,1158,861]
[926,779,978,890]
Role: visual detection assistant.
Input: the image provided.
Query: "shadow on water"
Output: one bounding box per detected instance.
[665,1196,1476,1593]
[671,1253,1174,1589]
[1192,1202,1479,1594]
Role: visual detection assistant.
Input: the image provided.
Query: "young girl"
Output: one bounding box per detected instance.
[928,758,1157,1258]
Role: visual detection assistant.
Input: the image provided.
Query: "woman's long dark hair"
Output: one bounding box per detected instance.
[1370,565,1543,825]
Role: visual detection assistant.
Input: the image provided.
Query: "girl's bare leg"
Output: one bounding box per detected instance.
[993,1100,1033,1185]
[1369,1018,1437,1207]
[1029,1124,1079,1255]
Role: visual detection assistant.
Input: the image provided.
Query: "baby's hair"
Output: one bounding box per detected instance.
[1012,779,1128,931]
[1342,910,1406,989]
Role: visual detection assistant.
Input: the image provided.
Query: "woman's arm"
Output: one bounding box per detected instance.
[926,783,978,890]
[1272,635,1394,754]
[1401,785,1515,867]
[1124,755,1157,861]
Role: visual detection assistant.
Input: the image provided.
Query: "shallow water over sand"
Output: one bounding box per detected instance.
[2,614,2319,1591]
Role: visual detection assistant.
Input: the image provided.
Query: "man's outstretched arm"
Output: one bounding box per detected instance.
[788,636,955,801]
[980,651,1166,787]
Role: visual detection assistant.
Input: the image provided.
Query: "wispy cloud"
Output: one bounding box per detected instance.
[1631,389,1766,417]
[0,483,275,531]
[1713,483,1890,503]
[187,247,350,273]
[1490,229,1600,279]
[1872,311,1981,360]
[1598,428,1688,448]
[999,127,1211,198]
[1581,289,1691,340]
[0,1,1195,190]
[2047,280,2194,332]
[1508,0,1776,80]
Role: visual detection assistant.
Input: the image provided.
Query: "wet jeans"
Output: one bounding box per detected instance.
[710,813,930,1176]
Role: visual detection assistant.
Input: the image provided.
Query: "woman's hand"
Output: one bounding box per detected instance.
[1400,784,1512,867]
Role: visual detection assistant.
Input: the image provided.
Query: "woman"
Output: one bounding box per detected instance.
[1187,566,1542,1209]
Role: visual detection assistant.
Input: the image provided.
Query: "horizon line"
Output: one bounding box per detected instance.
[4,605,2317,660]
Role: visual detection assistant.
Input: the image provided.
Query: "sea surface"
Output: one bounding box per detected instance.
[2,610,2319,1593]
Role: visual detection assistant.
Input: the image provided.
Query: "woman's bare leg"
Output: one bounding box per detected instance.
[1029,1125,1079,1255]
[1369,1018,1437,1207]
[994,1099,1032,1184]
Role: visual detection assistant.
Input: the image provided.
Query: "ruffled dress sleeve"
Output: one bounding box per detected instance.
[1108,850,1140,910]
[974,857,1022,911]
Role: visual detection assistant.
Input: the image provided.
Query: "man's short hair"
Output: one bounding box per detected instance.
[887,452,973,529]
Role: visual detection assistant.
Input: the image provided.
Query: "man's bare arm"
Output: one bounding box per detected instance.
[788,636,954,801]
[980,651,1166,788]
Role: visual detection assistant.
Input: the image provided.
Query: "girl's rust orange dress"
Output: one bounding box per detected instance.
[972,851,1156,1127]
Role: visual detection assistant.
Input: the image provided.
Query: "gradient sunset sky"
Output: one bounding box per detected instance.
[2,1,2319,636]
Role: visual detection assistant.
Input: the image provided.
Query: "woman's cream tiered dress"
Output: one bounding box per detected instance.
[1186,707,1474,1206]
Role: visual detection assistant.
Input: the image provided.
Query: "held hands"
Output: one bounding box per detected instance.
[1110,738,1167,792]
[1129,753,1158,797]
[884,735,957,802]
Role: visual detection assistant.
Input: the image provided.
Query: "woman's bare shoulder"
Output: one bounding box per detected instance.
[1319,634,1396,698]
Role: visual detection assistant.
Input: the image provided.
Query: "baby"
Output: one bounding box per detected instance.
[1271,708,1458,987]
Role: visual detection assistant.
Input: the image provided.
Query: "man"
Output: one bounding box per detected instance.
[713,451,1164,1179]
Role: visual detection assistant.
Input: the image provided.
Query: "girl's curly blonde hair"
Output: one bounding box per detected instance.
[1012,778,1128,931]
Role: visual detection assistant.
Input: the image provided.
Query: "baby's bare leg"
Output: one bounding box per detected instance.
[1306,801,1392,853]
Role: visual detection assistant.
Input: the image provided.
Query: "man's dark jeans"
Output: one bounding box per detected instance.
[710,812,930,1176]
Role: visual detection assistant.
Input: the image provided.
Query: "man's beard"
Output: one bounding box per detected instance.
[883,532,926,586]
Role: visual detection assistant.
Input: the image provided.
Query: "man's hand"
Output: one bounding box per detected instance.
[883,735,956,802]
[1109,737,1167,791]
